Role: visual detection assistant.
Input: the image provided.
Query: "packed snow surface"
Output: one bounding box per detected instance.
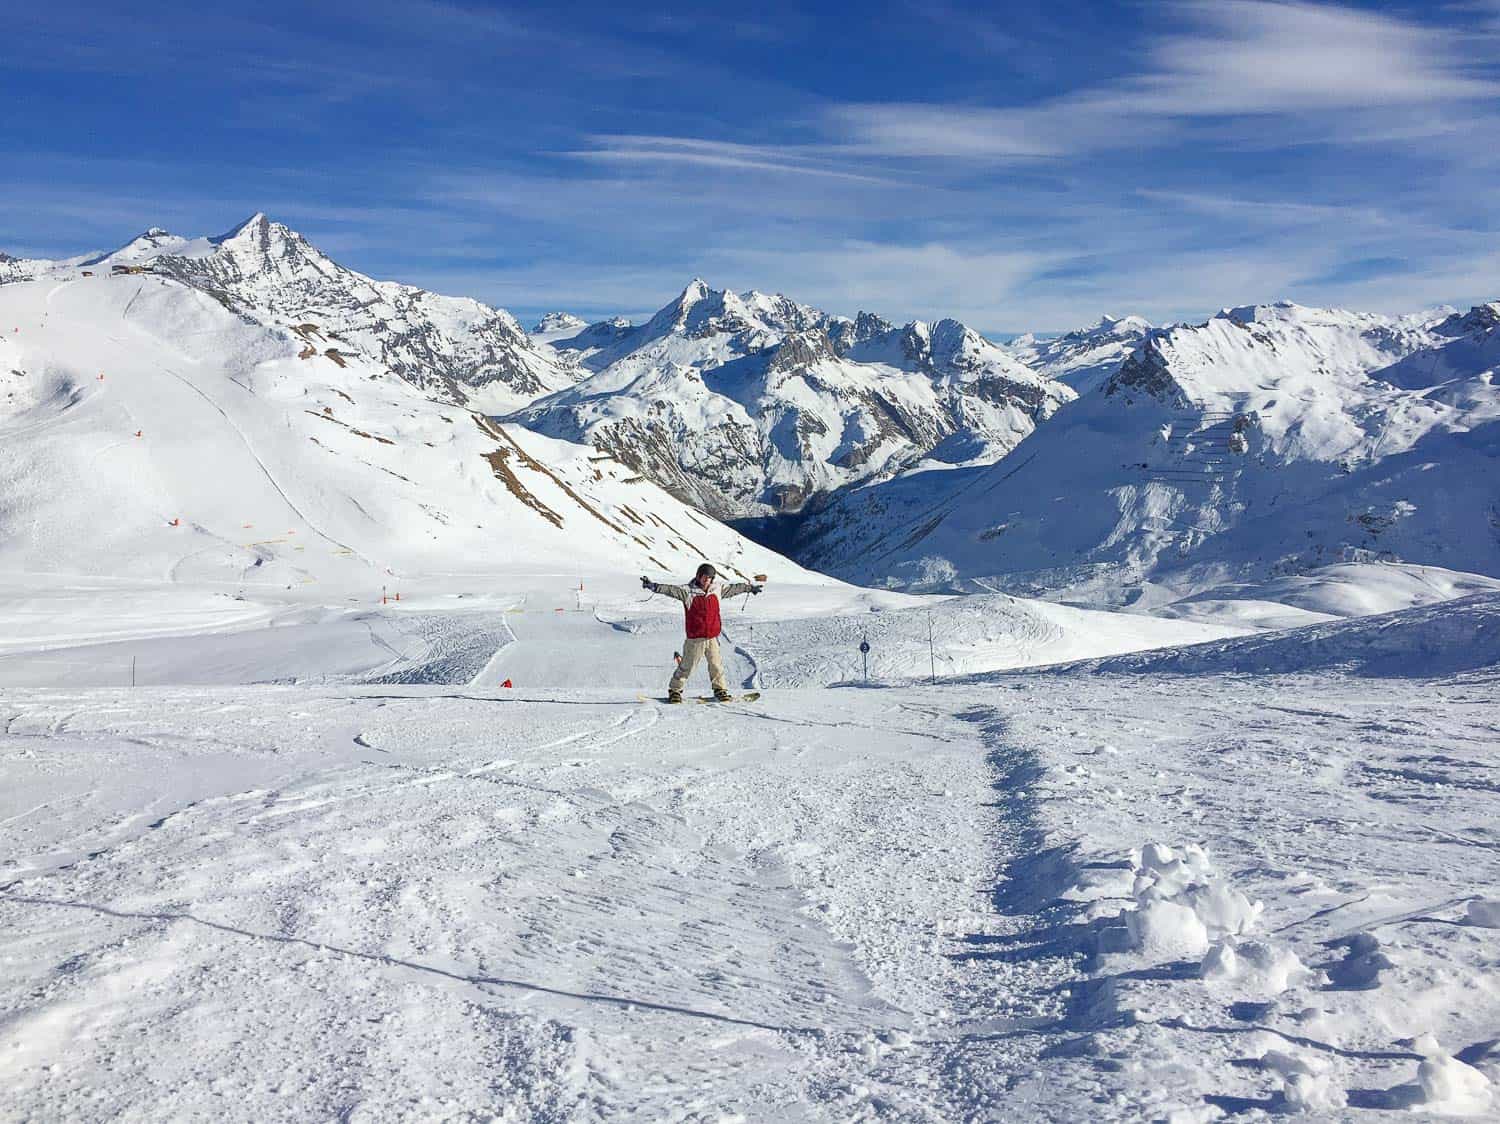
[2,576,1498,1120]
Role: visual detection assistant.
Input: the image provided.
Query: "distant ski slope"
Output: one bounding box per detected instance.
[0,273,822,594]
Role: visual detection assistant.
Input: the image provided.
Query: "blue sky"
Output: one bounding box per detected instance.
[6,0,1499,332]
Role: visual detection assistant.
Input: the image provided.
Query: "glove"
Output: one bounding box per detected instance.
[641,576,654,590]
[750,584,763,595]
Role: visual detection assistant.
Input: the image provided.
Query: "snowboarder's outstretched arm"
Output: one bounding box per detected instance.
[641,576,693,605]
[721,581,763,598]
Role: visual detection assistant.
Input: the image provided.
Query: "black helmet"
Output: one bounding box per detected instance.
[695,562,717,580]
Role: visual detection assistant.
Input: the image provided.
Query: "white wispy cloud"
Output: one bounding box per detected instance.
[1117,0,1497,114]
[827,0,1500,159]
[564,136,909,184]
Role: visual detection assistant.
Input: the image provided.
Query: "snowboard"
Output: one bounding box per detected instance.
[638,692,761,704]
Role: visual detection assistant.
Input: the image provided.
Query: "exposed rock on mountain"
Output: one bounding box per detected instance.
[4,215,575,412]
[514,280,1074,519]
[0,265,812,587]
[791,300,1495,601]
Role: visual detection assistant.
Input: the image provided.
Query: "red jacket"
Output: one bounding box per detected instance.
[651,578,753,639]
[685,590,722,639]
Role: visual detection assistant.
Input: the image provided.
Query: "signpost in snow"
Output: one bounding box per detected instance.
[859,638,870,683]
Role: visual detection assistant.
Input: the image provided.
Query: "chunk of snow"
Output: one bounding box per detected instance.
[1126,898,1210,960]
[1465,898,1500,927]
[1203,939,1315,996]
[1412,1042,1493,1116]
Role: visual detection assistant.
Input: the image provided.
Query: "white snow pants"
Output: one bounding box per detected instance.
[669,636,727,694]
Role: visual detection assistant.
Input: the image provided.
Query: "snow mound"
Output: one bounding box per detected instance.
[1465,899,1500,927]
[1150,562,1500,630]
[1116,843,1263,961]
[1412,1035,1493,1116]
[1080,593,1500,678]
[1201,939,1315,997]
[1259,1050,1348,1114]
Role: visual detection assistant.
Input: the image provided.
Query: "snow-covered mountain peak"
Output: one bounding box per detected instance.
[1220,300,1369,330]
[518,280,1073,517]
[643,277,717,336]
[1096,313,1151,333]
[828,310,895,355]
[208,212,324,270]
[9,214,582,411]
[532,312,587,334]
[1004,310,1156,394]
[797,291,1500,600]
[1437,301,1500,339]
[214,211,276,243]
[81,226,208,268]
[929,318,994,372]
[1101,299,1449,412]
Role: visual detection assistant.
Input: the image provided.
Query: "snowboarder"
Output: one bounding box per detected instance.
[642,563,761,702]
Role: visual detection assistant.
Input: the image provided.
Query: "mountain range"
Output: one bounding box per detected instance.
[513,280,1074,519]
[3,215,1497,610]
[791,300,1500,608]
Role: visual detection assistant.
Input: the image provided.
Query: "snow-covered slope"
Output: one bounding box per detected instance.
[1004,313,1155,395]
[0,273,820,594]
[512,281,1074,519]
[1080,590,1500,678]
[795,300,1497,602]
[3,216,574,413]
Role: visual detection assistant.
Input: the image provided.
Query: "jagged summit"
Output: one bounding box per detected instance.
[1437,300,1500,338]
[1095,313,1151,332]
[1,216,574,411]
[517,279,1072,518]
[1004,310,1157,394]
[214,212,275,242]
